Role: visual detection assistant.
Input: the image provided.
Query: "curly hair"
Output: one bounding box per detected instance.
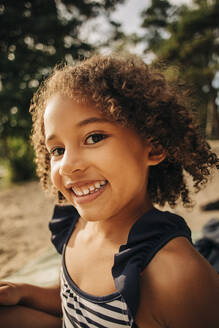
[29,54,218,207]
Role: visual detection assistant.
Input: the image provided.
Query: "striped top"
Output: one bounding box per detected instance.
[61,264,134,328]
[49,206,192,328]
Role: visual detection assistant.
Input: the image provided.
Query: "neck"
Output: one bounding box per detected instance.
[81,197,154,244]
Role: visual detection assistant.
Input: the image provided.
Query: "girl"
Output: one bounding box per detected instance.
[0,54,219,328]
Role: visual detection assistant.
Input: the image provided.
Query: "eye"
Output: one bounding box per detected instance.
[85,133,107,145]
[50,147,65,157]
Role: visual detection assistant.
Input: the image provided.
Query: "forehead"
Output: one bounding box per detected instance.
[43,94,119,143]
[44,94,102,122]
[43,94,145,147]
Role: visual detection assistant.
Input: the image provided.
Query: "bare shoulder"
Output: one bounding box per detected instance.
[136,236,219,328]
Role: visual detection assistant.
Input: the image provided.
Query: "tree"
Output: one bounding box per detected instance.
[140,0,219,138]
[0,0,124,181]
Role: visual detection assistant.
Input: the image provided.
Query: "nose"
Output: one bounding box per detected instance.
[59,149,87,176]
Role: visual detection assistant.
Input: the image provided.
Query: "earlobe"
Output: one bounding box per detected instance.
[148,145,167,166]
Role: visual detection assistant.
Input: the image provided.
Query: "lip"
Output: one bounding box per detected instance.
[70,182,108,204]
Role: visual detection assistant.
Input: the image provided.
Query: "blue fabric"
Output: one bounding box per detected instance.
[49,205,79,254]
[112,208,192,318]
[49,206,192,320]
[195,218,219,274]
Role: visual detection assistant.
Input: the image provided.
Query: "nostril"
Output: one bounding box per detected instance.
[59,165,82,176]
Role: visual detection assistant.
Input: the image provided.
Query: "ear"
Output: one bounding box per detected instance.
[147,144,166,166]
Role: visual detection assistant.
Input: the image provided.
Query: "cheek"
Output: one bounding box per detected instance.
[109,158,148,193]
[50,162,61,189]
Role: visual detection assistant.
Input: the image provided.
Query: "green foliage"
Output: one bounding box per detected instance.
[0,0,125,182]
[6,138,36,182]
[140,0,219,138]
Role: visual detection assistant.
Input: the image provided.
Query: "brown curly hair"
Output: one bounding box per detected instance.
[30,54,218,207]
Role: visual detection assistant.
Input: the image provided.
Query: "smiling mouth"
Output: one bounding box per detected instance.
[70,180,108,204]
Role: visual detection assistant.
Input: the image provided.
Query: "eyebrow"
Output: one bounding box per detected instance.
[76,117,111,127]
[45,117,111,143]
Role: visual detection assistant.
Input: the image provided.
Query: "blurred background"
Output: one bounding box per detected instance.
[0,0,219,281]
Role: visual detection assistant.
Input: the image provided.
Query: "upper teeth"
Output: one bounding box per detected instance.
[95,182,100,188]
[72,180,107,196]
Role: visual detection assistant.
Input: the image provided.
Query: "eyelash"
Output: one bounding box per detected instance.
[49,133,107,157]
[85,133,107,145]
[50,147,64,157]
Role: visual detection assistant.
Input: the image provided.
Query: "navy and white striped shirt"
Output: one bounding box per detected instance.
[49,206,192,328]
[61,265,134,328]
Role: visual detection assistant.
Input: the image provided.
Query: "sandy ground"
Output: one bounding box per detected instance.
[0,182,55,279]
[0,141,219,280]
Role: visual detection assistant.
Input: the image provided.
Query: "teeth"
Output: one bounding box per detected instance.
[95,182,101,189]
[82,188,89,195]
[73,186,83,196]
[89,185,95,192]
[73,189,83,196]
[72,180,107,197]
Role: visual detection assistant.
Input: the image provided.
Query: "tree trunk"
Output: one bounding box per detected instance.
[205,94,219,139]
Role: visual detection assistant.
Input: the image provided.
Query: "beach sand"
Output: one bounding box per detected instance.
[0,141,219,280]
[0,182,54,279]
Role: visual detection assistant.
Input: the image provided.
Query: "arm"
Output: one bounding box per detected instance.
[0,281,62,316]
[0,305,62,328]
[136,237,219,328]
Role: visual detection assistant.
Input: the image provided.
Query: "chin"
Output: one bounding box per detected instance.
[74,206,107,222]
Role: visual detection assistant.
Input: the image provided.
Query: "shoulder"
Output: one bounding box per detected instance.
[136,236,219,328]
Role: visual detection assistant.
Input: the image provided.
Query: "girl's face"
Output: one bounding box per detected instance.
[44,94,155,223]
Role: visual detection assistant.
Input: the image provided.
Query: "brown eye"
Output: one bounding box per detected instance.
[50,147,65,157]
[85,133,107,145]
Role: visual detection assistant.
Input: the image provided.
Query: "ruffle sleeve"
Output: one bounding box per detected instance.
[49,205,79,254]
[112,208,192,320]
